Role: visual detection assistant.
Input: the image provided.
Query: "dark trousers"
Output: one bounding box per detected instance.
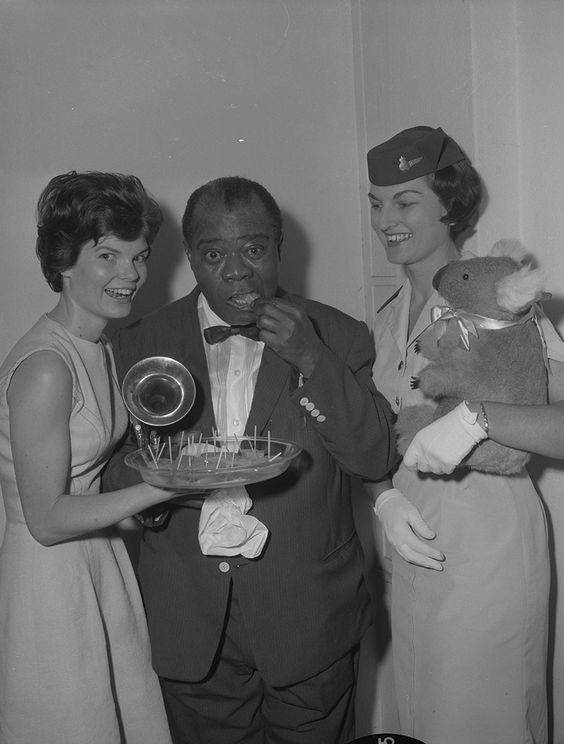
[160,588,359,744]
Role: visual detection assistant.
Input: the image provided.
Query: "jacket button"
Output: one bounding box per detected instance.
[219,561,230,573]
[300,397,309,406]
[317,415,326,422]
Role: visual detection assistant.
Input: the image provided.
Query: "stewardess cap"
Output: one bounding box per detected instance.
[367,126,467,186]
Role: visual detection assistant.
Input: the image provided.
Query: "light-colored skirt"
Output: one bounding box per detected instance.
[393,466,549,744]
[0,518,172,744]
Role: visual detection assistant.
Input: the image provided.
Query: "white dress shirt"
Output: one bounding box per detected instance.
[197,294,264,437]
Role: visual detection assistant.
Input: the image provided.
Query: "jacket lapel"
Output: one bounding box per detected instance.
[174,290,217,435]
[386,284,410,354]
[246,345,292,436]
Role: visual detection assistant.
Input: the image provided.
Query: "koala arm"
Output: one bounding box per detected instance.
[415,322,480,399]
[417,320,459,361]
[417,359,466,399]
[416,327,441,361]
[418,331,511,402]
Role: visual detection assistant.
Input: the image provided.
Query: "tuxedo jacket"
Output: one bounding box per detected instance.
[103,287,396,686]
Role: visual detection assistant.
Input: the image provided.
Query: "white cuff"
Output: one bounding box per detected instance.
[458,401,487,439]
[373,488,403,519]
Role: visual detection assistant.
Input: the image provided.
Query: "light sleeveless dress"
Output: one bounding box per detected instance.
[371,283,564,744]
[0,315,172,744]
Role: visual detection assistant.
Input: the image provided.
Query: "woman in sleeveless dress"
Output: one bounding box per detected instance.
[0,172,177,743]
[366,126,564,744]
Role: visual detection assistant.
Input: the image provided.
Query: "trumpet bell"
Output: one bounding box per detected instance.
[121,356,196,427]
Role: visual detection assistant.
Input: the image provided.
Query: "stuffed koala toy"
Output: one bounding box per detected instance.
[396,240,550,474]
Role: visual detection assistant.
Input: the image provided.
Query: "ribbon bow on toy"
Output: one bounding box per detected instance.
[430,305,538,351]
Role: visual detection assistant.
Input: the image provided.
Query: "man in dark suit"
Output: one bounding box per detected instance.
[103,176,396,743]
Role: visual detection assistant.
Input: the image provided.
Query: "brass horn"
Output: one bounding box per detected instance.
[121,356,196,429]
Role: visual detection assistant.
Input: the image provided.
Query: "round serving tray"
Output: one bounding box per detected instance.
[125,435,302,490]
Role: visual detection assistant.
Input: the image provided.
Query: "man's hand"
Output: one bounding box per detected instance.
[403,401,487,474]
[253,297,322,378]
[374,488,445,571]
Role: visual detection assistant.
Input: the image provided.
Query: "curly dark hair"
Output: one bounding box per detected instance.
[181,176,282,249]
[36,171,163,292]
[426,159,483,241]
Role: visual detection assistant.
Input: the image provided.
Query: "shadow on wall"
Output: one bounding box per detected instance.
[277,209,311,298]
[107,205,313,340]
[544,297,564,331]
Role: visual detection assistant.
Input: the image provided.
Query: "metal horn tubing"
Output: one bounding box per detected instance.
[121,356,196,428]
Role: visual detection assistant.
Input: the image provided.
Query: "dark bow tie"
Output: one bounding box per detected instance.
[204,323,261,345]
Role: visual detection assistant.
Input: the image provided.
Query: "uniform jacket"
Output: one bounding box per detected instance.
[372,283,443,414]
[103,287,396,686]
[372,279,564,416]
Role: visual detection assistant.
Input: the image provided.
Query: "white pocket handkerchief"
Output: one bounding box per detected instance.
[198,486,269,558]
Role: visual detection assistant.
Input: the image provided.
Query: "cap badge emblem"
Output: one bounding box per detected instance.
[399,155,423,172]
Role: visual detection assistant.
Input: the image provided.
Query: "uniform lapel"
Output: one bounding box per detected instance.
[408,289,443,347]
[386,284,410,354]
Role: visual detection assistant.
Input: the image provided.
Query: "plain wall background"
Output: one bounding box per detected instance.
[3,0,564,739]
[0,0,367,355]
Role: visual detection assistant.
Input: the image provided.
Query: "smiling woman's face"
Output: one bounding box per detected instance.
[187,196,280,325]
[368,175,451,269]
[61,234,150,324]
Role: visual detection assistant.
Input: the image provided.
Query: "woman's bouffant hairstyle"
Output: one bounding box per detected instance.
[181,176,283,249]
[427,159,483,242]
[36,171,163,292]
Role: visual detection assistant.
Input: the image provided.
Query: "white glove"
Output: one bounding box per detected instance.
[403,401,487,475]
[373,488,444,570]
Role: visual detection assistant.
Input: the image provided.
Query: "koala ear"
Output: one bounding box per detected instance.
[490,238,531,266]
[496,265,548,313]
